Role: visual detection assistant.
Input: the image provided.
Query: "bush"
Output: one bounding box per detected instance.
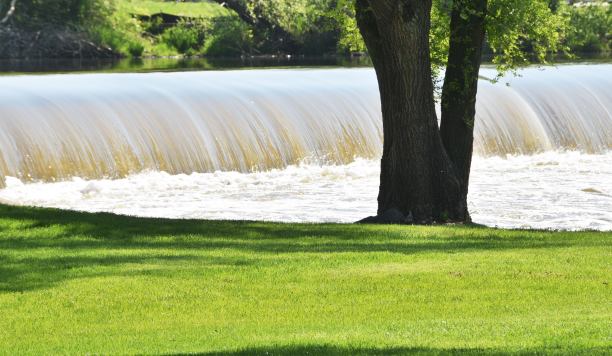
[203,17,253,56]
[128,41,145,57]
[162,19,207,54]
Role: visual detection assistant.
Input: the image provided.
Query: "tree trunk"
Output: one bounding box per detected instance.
[440,0,487,220]
[355,0,466,224]
[211,0,254,25]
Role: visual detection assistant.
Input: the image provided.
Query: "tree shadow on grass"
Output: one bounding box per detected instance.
[0,252,251,292]
[0,204,607,293]
[171,344,612,355]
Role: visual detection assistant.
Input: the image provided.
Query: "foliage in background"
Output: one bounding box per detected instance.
[245,0,328,38]
[162,19,206,54]
[486,0,569,73]
[161,16,252,56]
[87,2,145,57]
[565,3,611,54]
[0,0,145,57]
[430,0,451,69]
[323,0,567,81]
[229,0,338,54]
[1,0,109,27]
[323,0,365,53]
[0,0,610,59]
[202,17,253,56]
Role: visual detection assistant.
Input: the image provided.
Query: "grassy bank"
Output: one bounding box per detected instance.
[0,204,610,354]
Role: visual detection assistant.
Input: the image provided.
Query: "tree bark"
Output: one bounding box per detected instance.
[355,0,466,224]
[440,0,487,220]
[211,0,254,26]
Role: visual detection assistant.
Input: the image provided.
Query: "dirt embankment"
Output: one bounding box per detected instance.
[0,25,119,59]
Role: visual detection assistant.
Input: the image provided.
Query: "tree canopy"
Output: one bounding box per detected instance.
[336,0,571,75]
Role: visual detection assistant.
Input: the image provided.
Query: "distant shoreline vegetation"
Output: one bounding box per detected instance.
[0,0,609,60]
[1,53,611,75]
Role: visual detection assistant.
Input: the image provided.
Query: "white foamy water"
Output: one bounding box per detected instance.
[1,151,610,231]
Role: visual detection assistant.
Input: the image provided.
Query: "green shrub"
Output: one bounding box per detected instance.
[159,17,252,57]
[203,17,253,56]
[128,41,145,57]
[162,19,207,54]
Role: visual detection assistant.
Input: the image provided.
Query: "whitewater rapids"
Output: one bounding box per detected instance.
[1,151,610,231]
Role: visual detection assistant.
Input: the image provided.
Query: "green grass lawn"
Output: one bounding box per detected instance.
[0,204,610,355]
[120,0,232,18]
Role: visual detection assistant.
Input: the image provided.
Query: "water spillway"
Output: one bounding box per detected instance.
[0,65,610,185]
[0,64,610,230]
[475,66,611,154]
[0,69,381,184]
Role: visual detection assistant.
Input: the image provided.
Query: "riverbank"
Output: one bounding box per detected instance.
[0,203,609,354]
[0,25,118,59]
[1,0,609,60]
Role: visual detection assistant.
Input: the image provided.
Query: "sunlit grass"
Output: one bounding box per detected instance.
[0,204,610,354]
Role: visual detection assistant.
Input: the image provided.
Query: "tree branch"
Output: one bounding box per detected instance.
[0,0,17,24]
[211,0,255,26]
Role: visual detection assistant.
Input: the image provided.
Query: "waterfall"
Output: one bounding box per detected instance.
[0,65,610,186]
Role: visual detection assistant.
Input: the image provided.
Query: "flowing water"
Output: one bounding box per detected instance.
[0,64,610,230]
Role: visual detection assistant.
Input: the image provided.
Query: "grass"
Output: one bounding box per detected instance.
[119,0,233,18]
[0,203,610,355]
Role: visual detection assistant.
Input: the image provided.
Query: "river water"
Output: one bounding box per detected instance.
[0,64,610,230]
